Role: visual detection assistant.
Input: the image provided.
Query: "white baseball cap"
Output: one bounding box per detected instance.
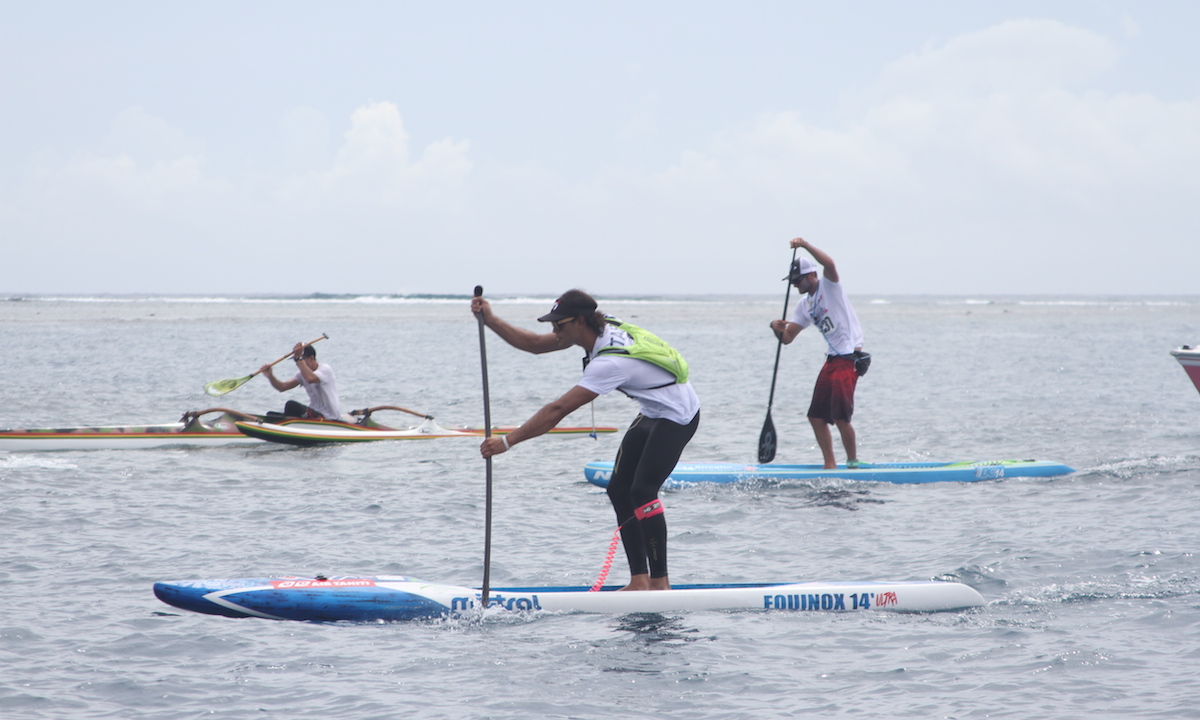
[784,257,820,281]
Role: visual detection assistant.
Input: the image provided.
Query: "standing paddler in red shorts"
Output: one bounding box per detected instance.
[769,237,868,470]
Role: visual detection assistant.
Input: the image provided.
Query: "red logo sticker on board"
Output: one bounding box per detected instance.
[271,578,377,589]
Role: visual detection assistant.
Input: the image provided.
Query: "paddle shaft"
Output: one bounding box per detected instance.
[758,248,797,463]
[764,249,797,413]
[474,286,494,608]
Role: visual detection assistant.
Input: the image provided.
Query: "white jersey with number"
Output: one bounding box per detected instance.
[293,363,342,419]
[576,325,700,425]
[790,277,864,356]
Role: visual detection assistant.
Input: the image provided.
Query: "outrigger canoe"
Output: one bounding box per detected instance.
[153,574,984,622]
[0,408,263,451]
[585,459,1074,487]
[0,405,616,452]
[233,405,616,447]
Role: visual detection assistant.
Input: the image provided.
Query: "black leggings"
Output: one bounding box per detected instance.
[284,400,324,419]
[605,411,700,578]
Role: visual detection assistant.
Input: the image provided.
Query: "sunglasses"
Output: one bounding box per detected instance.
[552,317,577,330]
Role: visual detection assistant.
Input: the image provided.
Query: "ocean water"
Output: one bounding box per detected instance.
[1,294,1198,719]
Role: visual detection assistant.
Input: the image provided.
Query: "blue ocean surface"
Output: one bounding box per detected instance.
[1,294,1198,719]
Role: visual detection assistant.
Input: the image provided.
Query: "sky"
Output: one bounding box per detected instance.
[1,1,1197,297]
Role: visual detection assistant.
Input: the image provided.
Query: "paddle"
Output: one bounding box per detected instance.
[474,286,494,609]
[203,334,328,396]
[758,248,797,463]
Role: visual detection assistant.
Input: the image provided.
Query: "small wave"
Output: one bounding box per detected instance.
[1017,299,1193,307]
[937,564,1009,593]
[0,454,78,470]
[19,294,479,305]
[1082,455,1200,479]
[9,293,783,306]
[667,476,886,510]
[932,298,995,306]
[996,575,1200,607]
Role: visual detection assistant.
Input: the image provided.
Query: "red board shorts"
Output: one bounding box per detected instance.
[807,356,858,423]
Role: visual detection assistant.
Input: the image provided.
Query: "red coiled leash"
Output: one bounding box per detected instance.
[588,526,623,592]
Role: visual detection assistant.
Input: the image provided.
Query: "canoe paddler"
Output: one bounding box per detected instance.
[260,341,343,421]
[473,289,700,591]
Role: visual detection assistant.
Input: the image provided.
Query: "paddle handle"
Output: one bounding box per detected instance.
[474,288,492,438]
[252,334,329,378]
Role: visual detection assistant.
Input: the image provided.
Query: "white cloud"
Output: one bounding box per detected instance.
[99,105,207,165]
[47,107,214,203]
[613,19,1198,292]
[648,19,1168,199]
[64,152,208,202]
[875,19,1119,96]
[334,101,413,174]
[277,101,472,208]
[4,18,1196,296]
[18,106,227,214]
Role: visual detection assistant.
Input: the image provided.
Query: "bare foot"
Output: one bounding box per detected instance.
[618,574,651,591]
[618,574,672,591]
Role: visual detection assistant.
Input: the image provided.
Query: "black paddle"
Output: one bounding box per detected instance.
[474,285,494,609]
[758,248,798,463]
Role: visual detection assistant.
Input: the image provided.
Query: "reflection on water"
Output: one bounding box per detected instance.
[801,487,886,511]
[611,612,709,645]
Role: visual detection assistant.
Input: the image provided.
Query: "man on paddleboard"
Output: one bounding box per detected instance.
[769,237,867,470]
[473,289,700,591]
[260,341,343,420]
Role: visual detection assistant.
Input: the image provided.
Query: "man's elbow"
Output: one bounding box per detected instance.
[543,400,574,422]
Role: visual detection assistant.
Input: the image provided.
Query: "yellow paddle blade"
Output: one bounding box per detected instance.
[203,375,253,396]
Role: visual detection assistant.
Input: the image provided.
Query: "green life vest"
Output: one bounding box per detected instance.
[594,316,689,385]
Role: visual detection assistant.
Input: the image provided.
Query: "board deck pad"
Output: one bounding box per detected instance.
[584,459,1074,486]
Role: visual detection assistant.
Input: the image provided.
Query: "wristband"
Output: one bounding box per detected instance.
[501,435,511,450]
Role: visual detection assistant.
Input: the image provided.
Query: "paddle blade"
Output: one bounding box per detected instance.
[757,412,777,463]
[203,375,252,397]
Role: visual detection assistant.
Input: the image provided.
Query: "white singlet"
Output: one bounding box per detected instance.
[790,277,864,356]
[293,364,342,419]
[575,325,700,425]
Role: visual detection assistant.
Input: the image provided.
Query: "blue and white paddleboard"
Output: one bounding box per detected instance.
[153,575,984,622]
[584,459,1074,487]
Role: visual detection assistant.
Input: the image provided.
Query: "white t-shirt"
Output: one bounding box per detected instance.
[575,325,700,425]
[790,277,864,356]
[293,363,342,419]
